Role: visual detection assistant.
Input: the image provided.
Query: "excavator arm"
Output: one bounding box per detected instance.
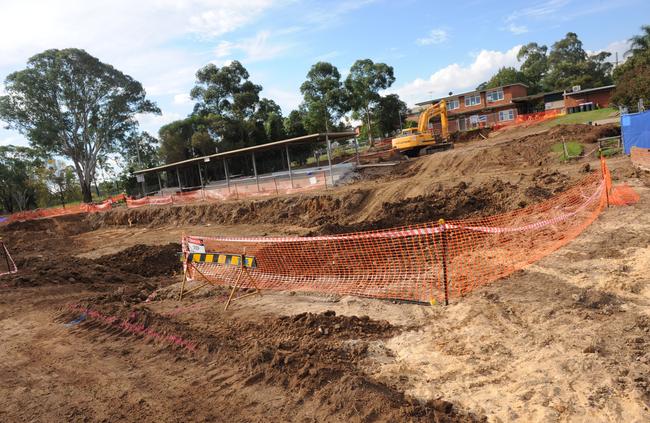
[417,99,448,139]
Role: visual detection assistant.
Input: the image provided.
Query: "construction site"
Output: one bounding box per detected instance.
[1,112,649,422]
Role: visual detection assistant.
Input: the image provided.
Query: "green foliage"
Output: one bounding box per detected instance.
[0,145,44,212]
[518,43,549,93]
[476,67,528,91]
[612,25,650,109]
[191,60,262,119]
[551,141,584,161]
[344,59,395,144]
[544,33,612,91]
[512,34,613,94]
[42,160,82,208]
[300,62,349,132]
[0,48,159,203]
[371,94,407,136]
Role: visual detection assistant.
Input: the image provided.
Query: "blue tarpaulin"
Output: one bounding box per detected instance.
[622,110,650,154]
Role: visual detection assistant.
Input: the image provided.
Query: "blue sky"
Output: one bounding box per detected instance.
[1,0,648,148]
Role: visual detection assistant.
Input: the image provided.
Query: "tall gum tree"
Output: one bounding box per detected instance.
[345,59,395,146]
[0,48,160,203]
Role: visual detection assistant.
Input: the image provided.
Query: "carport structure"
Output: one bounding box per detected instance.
[133,132,356,196]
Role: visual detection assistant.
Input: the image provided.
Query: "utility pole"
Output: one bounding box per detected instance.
[135,135,146,196]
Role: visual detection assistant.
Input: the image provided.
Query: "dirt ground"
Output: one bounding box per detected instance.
[1,122,649,422]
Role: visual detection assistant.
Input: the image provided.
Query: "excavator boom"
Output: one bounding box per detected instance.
[391,100,452,156]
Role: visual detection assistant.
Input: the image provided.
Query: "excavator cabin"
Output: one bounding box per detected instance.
[391,99,453,157]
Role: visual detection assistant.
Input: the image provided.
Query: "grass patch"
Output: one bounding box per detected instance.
[599,147,622,157]
[543,108,618,127]
[551,141,584,161]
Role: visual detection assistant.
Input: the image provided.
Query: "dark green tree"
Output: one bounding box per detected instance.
[544,32,612,90]
[613,25,650,109]
[517,43,549,93]
[371,94,407,136]
[625,25,650,58]
[344,59,395,146]
[300,62,349,133]
[0,48,160,203]
[477,67,528,90]
[0,145,43,212]
[123,131,161,169]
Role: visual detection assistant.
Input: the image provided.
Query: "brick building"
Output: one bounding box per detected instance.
[407,83,617,133]
[410,83,529,132]
[563,85,616,113]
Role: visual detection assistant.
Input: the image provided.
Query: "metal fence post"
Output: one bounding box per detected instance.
[439,218,449,306]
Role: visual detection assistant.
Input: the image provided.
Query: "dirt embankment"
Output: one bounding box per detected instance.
[84,123,624,235]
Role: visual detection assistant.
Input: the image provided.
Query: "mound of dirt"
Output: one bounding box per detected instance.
[8,255,136,287]
[94,243,182,277]
[58,302,484,422]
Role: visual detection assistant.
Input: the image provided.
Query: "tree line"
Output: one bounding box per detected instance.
[477,28,650,111]
[0,49,406,211]
[1,26,649,212]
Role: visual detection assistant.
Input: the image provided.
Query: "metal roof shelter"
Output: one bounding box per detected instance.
[135,132,356,194]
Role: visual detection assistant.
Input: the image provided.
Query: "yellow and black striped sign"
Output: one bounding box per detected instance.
[180,252,256,268]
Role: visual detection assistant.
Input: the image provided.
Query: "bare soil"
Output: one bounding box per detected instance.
[1,122,649,422]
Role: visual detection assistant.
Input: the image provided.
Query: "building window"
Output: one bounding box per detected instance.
[447,99,459,110]
[498,109,515,121]
[464,94,481,107]
[487,89,504,103]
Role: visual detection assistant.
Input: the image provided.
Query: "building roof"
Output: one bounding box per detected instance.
[415,83,529,106]
[563,84,616,96]
[134,132,356,175]
[511,90,565,102]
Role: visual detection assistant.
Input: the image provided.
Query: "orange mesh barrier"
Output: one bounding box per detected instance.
[127,172,329,209]
[493,109,563,131]
[631,146,650,171]
[182,162,621,304]
[3,194,126,224]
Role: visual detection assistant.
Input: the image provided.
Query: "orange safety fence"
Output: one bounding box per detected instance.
[631,146,650,171]
[2,194,127,224]
[126,172,329,209]
[182,159,635,304]
[493,109,563,131]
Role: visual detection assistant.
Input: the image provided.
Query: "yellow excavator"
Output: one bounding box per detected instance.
[392,99,452,157]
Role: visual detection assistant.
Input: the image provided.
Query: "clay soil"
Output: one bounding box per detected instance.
[1,122,649,422]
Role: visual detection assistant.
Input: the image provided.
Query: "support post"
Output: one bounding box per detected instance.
[157,173,163,195]
[252,152,260,192]
[326,133,334,186]
[354,136,360,166]
[198,162,204,188]
[224,159,230,192]
[439,218,449,306]
[176,167,182,191]
[285,145,294,189]
[274,177,279,194]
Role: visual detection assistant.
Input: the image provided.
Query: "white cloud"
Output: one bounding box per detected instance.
[416,29,448,46]
[214,30,293,63]
[313,50,341,62]
[505,0,569,23]
[0,1,285,68]
[587,40,631,62]
[263,87,302,113]
[0,129,29,147]
[136,111,183,136]
[173,93,193,105]
[390,45,522,106]
[506,23,528,35]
